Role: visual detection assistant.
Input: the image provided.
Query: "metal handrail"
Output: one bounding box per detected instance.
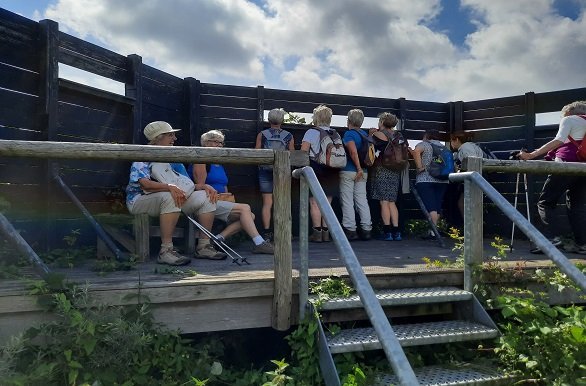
[292,166,419,386]
[451,171,586,292]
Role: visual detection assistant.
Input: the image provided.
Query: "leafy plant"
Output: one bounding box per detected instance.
[285,316,322,385]
[309,276,355,309]
[284,112,307,125]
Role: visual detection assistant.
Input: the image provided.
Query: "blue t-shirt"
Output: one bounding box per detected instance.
[171,163,190,178]
[205,164,229,193]
[342,129,368,172]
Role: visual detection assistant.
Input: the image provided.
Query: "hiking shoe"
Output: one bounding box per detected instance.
[393,232,402,241]
[194,244,227,260]
[359,229,371,241]
[377,232,394,241]
[309,229,322,243]
[157,248,190,266]
[343,228,359,241]
[529,238,564,254]
[263,231,274,242]
[322,229,330,242]
[550,236,563,247]
[252,240,274,254]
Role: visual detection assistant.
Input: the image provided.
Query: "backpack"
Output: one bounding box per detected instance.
[150,163,195,196]
[568,115,586,162]
[353,129,376,168]
[427,141,455,180]
[379,129,409,171]
[260,129,291,169]
[310,127,347,169]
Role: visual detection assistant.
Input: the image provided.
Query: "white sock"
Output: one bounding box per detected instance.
[161,242,173,252]
[252,235,265,245]
[197,239,210,249]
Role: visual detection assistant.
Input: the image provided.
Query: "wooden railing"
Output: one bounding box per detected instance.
[0,139,308,331]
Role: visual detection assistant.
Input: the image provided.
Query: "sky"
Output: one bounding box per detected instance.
[1,0,585,112]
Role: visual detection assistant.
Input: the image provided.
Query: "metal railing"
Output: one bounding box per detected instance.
[456,157,586,293]
[292,166,419,386]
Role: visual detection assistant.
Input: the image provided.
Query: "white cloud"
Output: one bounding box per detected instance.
[41,0,586,105]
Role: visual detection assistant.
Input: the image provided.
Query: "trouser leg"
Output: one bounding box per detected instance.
[537,174,570,239]
[567,176,586,245]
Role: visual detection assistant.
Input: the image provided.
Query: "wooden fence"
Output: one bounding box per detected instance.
[1,7,585,251]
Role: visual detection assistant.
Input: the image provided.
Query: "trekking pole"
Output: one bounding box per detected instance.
[510,173,521,252]
[184,213,249,265]
[523,173,531,223]
[409,181,446,248]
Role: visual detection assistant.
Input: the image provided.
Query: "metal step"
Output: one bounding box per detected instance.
[328,320,499,354]
[312,287,473,310]
[374,362,512,386]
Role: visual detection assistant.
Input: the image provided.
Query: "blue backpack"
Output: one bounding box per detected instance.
[427,142,455,180]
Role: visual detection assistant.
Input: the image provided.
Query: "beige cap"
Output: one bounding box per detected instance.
[143,121,181,141]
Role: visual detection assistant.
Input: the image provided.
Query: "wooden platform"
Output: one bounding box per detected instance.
[1,237,584,344]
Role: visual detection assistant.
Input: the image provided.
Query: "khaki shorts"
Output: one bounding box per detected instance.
[128,190,215,216]
[215,200,236,223]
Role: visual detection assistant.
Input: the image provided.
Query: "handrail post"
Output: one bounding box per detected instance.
[298,174,309,321]
[272,150,292,330]
[462,156,483,292]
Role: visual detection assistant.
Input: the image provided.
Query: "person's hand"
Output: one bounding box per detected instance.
[197,183,218,203]
[368,127,377,136]
[168,184,187,207]
[354,169,364,181]
[518,150,533,160]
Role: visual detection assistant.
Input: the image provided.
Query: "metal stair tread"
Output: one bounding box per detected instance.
[374,362,512,386]
[311,286,472,310]
[328,320,499,353]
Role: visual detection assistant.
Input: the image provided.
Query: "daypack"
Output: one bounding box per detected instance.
[150,163,195,196]
[379,129,409,171]
[260,129,291,169]
[427,141,455,180]
[568,115,586,162]
[310,127,347,168]
[353,129,376,168]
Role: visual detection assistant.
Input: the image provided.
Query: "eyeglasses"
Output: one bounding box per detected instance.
[207,140,224,146]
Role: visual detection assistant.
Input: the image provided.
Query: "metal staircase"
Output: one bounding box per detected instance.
[310,286,510,385]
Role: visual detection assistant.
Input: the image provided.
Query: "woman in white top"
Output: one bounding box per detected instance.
[519,100,586,254]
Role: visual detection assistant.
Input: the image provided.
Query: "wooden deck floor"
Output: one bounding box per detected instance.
[1,237,584,344]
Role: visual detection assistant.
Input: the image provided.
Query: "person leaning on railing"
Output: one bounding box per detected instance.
[190,129,275,254]
[125,121,226,266]
[519,100,586,255]
[450,132,485,220]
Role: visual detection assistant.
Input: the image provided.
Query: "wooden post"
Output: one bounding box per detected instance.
[257,85,265,132]
[272,150,292,331]
[38,19,59,253]
[133,214,150,262]
[126,54,143,144]
[462,156,483,292]
[184,77,201,146]
[454,101,464,133]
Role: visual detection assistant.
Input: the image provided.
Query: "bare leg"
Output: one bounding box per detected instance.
[196,211,215,239]
[159,212,181,244]
[219,203,259,239]
[309,197,322,227]
[380,201,391,225]
[261,193,273,230]
[430,211,439,225]
[389,201,399,227]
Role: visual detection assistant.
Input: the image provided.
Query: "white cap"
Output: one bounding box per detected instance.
[143,121,181,141]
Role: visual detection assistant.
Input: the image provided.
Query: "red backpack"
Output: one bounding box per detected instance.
[568,115,586,162]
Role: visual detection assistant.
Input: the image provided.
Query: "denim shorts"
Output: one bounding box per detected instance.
[415,182,448,213]
[258,168,273,193]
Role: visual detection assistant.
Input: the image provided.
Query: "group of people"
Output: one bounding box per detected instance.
[126,100,586,266]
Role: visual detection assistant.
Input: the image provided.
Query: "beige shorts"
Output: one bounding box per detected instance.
[128,190,215,217]
[215,200,236,223]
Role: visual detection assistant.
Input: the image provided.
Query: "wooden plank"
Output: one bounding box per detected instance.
[201,94,259,109]
[534,87,586,113]
[463,104,525,120]
[56,103,132,144]
[463,115,526,131]
[463,95,525,111]
[59,47,127,83]
[403,110,449,122]
[199,117,258,131]
[200,105,258,121]
[141,79,184,110]
[465,127,526,142]
[0,126,43,141]
[403,120,448,132]
[142,63,183,86]
[0,62,39,95]
[0,90,40,130]
[201,83,259,98]
[58,32,126,69]
[59,79,134,106]
[403,99,448,113]
[265,87,400,110]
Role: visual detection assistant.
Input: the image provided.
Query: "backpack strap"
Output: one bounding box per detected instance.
[568,135,580,147]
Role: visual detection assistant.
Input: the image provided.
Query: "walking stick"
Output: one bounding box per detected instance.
[409,181,446,248]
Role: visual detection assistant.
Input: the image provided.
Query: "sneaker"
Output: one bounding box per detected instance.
[359,229,371,241]
[157,248,191,266]
[309,229,322,243]
[578,244,586,255]
[343,228,359,241]
[530,238,564,254]
[377,232,394,241]
[252,240,274,254]
[263,231,274,242]
[322,229,330,242]
[393,232,402,241]
[194,244,227,260]
[550,236,563,247]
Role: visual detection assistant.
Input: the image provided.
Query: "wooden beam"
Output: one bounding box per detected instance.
[482,159,586,176]
[126,54,143,145]
[462,156,483,292]
[272,150,292,331]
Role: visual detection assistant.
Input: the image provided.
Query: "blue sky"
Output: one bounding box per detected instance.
[1,0,585,110]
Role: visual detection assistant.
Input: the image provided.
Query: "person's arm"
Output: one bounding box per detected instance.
[411,145,425,173]
[345,140,363,180]
[300,141,311,152]
[254,132,262,149]
[519,139,564,160]
[288,136,295,151]
[193,164,207,184]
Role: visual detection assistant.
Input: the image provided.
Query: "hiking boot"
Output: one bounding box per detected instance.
[252,240,274,254]
[343,227,359,241]
[194,243,227,260]
[359,229,371,241]
[157,248,191,266]
[309,229,322,243]
[393,232,402,241]
[322,229,330,242]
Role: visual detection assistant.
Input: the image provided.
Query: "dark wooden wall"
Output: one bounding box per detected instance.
[1,8,584,250]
